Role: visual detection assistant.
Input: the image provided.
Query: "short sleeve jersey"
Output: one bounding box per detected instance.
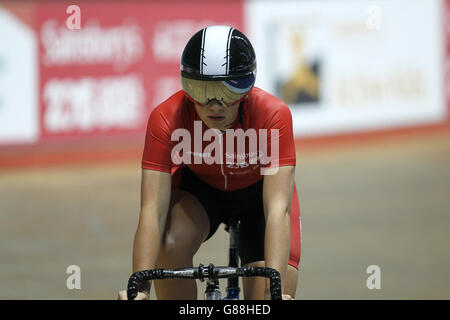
[142,87,296,191]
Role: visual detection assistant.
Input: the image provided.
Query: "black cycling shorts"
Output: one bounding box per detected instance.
[177,166,266,267]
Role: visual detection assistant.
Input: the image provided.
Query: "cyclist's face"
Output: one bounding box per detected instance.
[194,99,240,131]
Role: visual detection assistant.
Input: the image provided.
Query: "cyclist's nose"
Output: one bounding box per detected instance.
[207,99,225,111]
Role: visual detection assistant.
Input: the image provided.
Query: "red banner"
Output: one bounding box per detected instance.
[36,1,244,141]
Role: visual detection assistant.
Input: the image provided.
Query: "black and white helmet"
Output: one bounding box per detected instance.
[180,25,256,106]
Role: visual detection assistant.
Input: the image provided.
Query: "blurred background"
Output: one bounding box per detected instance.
[0,0,449,299]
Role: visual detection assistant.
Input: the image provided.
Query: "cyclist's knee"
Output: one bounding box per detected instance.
[159,233,187,261]
[160,223,194,260]
[160,190,208,260]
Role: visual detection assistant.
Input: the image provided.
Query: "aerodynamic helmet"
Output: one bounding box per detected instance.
[180,25,256,106]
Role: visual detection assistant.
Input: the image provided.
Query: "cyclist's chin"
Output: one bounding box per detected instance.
[204,119,228,131]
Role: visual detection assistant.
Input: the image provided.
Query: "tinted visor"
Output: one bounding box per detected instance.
[181,73,255,106]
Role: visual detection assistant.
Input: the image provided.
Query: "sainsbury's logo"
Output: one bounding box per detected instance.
[40,19,145,71]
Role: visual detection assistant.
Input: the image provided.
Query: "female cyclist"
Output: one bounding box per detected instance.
[117,25,301,300]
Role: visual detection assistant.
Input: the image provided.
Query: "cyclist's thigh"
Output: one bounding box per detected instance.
[177,167,224,241]
[163,190,211,253]
[238,185,302,269]
[238,209,265,267]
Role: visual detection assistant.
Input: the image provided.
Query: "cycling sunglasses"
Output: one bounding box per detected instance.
[181,74,255,107]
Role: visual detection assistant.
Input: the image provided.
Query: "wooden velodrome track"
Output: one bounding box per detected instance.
[1,129,449,299]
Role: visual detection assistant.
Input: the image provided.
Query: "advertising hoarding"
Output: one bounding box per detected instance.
[246,0,446,136]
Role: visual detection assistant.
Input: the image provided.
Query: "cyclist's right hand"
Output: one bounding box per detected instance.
[117,290,149,300]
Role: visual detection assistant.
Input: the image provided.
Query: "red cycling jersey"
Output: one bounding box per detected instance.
[142,87,296,191]
[142,87,301,269]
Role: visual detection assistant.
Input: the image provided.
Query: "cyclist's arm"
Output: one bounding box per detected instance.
[132,168,172,295]
[262,165,295,299]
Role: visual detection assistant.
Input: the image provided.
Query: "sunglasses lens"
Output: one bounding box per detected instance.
[181,74,255,106]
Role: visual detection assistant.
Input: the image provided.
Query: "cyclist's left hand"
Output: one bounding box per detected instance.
[282,294,294,300]
[117,289,149,300]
